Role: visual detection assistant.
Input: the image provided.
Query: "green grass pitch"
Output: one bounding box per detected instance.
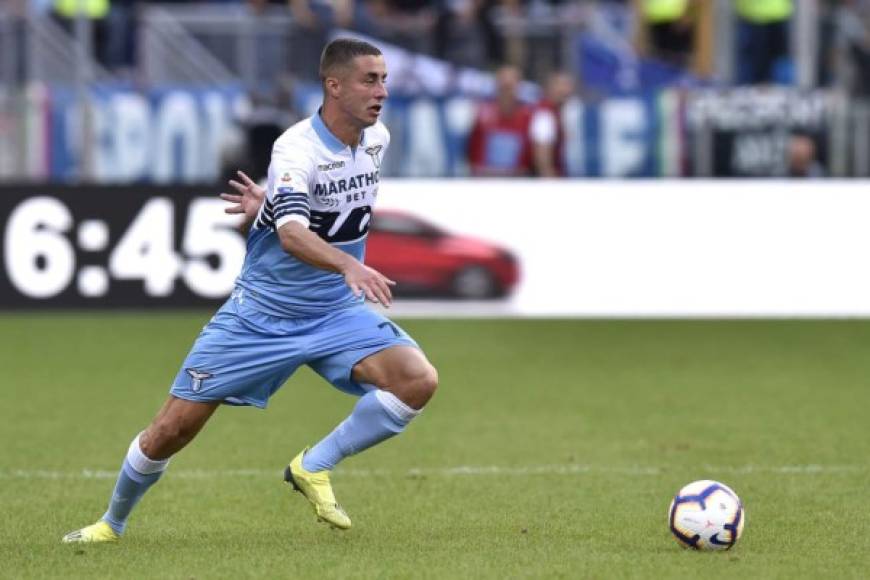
[1,313,869,579]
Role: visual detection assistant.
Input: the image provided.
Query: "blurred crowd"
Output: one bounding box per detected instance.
[5,0,870,179]
[637,0,870,95]
[4,0,869,95]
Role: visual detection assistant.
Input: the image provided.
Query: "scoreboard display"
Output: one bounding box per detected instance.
[1,185,246,308]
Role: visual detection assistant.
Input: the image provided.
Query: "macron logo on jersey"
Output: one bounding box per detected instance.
[318,161,346,171]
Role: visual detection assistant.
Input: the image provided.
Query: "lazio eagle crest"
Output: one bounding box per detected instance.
[365,144,383,169]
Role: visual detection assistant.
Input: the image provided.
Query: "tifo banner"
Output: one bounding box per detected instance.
[4,181,870,316]
[292,84,680,178]
[9,84,847,182]
[685,89,836,177]
[16,85,247,183]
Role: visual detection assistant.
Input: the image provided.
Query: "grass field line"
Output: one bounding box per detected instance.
[1,463,866,481]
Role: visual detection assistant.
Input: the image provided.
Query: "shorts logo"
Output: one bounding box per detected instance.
[281,172,292,182]
[186,369,213,393]
[365,145,383,169]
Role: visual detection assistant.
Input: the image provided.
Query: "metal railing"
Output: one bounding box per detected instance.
[139,5,238,86]
[25,14,115,85]
[144,3,588,89]
[143,4,300,89]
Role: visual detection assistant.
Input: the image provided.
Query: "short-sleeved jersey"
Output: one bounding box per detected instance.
[234,111,389,318]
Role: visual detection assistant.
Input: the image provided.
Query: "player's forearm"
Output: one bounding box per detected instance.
[277,221,356,274]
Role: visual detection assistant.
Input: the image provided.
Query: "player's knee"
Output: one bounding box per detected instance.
[418,363,439,402]
[405,362,438,408]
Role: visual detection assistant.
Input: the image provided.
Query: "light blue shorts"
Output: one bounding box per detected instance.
[169,294,418,408]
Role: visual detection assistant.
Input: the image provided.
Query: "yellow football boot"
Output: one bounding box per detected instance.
[284,448,351,530]
[61,520,119,544]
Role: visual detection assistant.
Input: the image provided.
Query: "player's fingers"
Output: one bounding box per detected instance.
[220,193,242,202]
[369,267,395,287]
[358,281,383,304]
[376,276,393,298]
[224,206,244,215]
[237,170,255,186]
[228,179,246,193]
[371,279,392,307]
[349,282,363,299]
[359,280,378,303]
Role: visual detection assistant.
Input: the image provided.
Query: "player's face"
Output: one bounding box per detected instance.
[339,55,388,127]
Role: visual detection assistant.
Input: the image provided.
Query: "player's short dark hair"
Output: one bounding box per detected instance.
[319,38,382,80]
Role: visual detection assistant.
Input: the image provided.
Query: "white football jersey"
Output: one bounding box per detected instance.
[235,110,389,317]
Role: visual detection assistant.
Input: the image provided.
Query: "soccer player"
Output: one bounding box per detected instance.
[62,38,438,543]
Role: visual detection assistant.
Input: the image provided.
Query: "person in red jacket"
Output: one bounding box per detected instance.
[467,65,534,176]
[530,71,575,177]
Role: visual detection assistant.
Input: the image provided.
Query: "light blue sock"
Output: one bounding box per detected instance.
[302,389,420,472]
[101,434,170,535]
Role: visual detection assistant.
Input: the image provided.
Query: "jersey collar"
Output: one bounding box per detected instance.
[311,108,366,154]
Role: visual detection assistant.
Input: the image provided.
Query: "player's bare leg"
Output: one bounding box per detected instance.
[140,396,220,459]
[285,346,437,529]
[351,345,438,409]
[62,397,218,543]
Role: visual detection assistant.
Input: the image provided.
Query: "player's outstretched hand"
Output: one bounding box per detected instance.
[220,171,265,221]
[343,261,396,308]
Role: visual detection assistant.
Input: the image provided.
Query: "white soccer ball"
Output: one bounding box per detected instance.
[668,479,745,550]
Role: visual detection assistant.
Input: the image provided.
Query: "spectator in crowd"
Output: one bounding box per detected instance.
[248,0,289,12]
[510,0,581,81]
[433,0,503,68]
[103,0,137,71]
[734,0,793,85]
[290,0,354,30]
[51,0,111,68]
[288,0,356,78]
[787,133,825,178]
[530,70,575,176]
[47,0,136,72]
[831,0,870,97]
[636,0,697,68]
[467,64,534,176]
[358,0,435,53]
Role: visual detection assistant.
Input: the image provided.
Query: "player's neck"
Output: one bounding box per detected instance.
[320,106,362,148]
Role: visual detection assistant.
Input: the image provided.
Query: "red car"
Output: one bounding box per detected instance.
[366,209,520,299]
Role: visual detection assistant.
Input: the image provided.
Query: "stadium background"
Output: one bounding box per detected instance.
[2,1,870,578]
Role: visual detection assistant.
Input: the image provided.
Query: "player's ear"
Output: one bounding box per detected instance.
[324,76,341,99]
